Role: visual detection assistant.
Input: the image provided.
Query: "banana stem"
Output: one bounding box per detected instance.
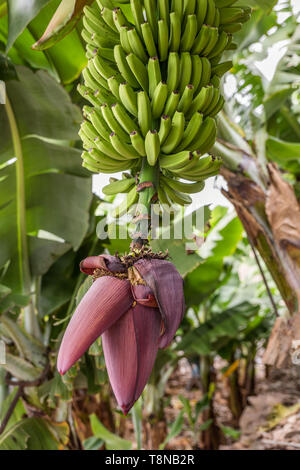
[131,159,159,249]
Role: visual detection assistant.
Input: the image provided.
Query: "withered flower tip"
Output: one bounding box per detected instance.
[57,254,185,415]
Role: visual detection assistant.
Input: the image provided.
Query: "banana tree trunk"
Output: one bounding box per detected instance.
[213,113,300,316]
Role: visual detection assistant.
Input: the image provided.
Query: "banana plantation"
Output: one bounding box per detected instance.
[0,0,300,452]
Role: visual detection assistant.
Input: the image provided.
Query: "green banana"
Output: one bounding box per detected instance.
[119,82,138,116]
[179,52,192,94]
[79,0,250,202]
[130,130,146,156]
[142,22,158,58]
[144,0,159,41]
[130,0,144,36]
[138,91,152,137]
[152,81,169,119]
[148,56,162,97]
[114,45,139,88]
[160,150,194,170]
[101,103,130,142]
[180,14,197,52]
[167,52,180,92]
[169,12,181,52]
[127,28,148,64]
[109,132,140,159]
[103,178,136,195]
[107,75,120,100]
[177,111,203,151]
[162,181,192,206]
[161,111,185,154]
[112,185,139,218]
[145,130,161,166]
[158,19,169,62]
[158,114,172,144]
[126,52,149,91]
[161,175,205,194]
[178,84,195,114]
[164,90,180,117]
[111,102,137,134]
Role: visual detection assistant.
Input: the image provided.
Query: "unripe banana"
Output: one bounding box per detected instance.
[144,0,159,41]
[141,22,158,58]
[160,151,194,170]
[130,131,146,156]
[158,115,172,144]
[177,111,203,151]
[158,0,170,25]
[130,0,144,36]
[158,19,169,62]
[178,84,195,114]
[127,28,148,64]
[126,52,149,91]
[161,175,205,194]
[103,178,136,195]
[167,52,180,92]
[101,103,130,142]
[148,56,162,97]
[107,76,121,100]
[179,52,192,94]
[119,82,138,116]
[79,0,250,200]
[205,0,216,25]
[180,14,197,52]
[189,117,217,154]
[138,91,152,137]
[120,26,131,54]
[161,111,185,154]
[112,185,139,218]
[196,0,208,28]
[191,55,203,94]
[164,90,180,117]
[88,108,111,142]
[152,81,169,119]
[145,130,161,166]
[114,45,139,88]
[109,132,141,159]
[111,102,136,134]
[161,181,192,206]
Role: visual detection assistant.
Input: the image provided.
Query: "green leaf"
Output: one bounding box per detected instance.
[221,425,241,440]
[198,419,213,431]
[0,387,26,430]
[0,314,46,367]
[6,0,51,51]
[0,66,92,292]
[266,136,300,173]
[1,353,43,381]
[83,436,104,451]
[90,414,132,450]
[33,0,92,51]
[159,410,184,450]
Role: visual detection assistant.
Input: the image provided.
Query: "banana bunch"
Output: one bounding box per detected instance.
[79,0,250,209]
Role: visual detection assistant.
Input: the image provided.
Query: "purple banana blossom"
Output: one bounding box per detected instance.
[57,254,185,414]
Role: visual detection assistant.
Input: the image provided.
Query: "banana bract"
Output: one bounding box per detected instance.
[79,0,250,209]
[57,254,185,414]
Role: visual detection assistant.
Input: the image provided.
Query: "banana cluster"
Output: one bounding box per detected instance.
[79,0,250,208]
